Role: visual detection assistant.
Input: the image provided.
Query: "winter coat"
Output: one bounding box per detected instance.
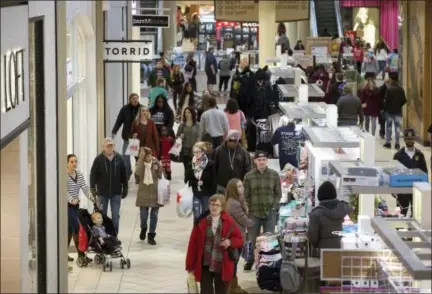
[185,160,217,198]
[90,152,128,197]
[359,86,381,116]
[112,103,143,141]
[171,72,184,92]
[383,85,407,116]
[214,143,251,188]
[361,57,379,74]
[337,94,364,126]
[226,198,253,239]
[130,119,160,157]
[149,86,169,109]
[219,58,232,77]
[148,67,171,88]
[307,199,353,249]
[135,157,163,207]
[186,210,243,282]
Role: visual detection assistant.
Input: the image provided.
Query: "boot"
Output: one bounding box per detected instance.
[227,278,236,294]
[73,234,92,263]
[135,174,140,184]
[243,262,253,271]
[68,255,74,262]
[233,277,249,294]
[147,233,156,245]
[139,229,147,240]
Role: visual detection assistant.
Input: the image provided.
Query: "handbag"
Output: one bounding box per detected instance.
[225,224,240,262]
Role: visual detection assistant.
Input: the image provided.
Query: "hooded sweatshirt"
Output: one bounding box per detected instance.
[149,86,169,108]
[337,93,364,126]
[307,199,353,249]
[361,55,379,74]
[150,98,175,136]
[214,142,251,188]
[90,152,128,197]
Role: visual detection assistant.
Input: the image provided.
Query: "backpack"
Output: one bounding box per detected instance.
[279,240,302,293]
[219,59,230,73]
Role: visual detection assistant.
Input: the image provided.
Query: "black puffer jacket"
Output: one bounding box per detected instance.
[214,143,251,188]
[185,160,217,198]
[112,103,142,141]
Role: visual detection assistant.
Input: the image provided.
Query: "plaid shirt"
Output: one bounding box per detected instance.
[244,167,281,218]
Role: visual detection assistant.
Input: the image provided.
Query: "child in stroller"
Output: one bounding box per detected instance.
[77,208,131,271]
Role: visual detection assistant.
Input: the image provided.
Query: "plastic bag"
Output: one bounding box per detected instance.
[176,184,193,218]
[169,138,182,157]
[187,272,199,293]
[78,223,88,253]
[158,174,170,206]
[125,139,140,157]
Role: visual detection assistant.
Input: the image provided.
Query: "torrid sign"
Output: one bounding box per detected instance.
[1,48,25,113]
[103,41,154,62]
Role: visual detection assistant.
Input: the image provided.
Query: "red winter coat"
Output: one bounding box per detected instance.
[185,210,243,282]
[359,86,381,116]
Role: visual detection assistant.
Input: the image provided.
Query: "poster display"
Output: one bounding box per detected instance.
[352,7,380,47]
[305,37,332,55]
[215,0,309,22]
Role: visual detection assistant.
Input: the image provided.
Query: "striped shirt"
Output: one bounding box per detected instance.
[67,170,93,204]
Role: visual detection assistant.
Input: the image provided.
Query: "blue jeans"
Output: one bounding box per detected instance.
[122,140,132,179]
[365,115,377,136]
[385,115,402,145]
[193,195,210,220]
[140,207,159,233]
[247,210,277,262]
[99,195,122,235]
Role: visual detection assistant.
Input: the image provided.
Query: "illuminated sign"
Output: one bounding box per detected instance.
[1,48,25,113]
[242,23,258,28]
[132,15,170,28]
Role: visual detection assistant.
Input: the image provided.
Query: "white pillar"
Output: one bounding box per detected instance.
[297,20,310,43]
[259,1,276,66]
[163,0,177,50]
[286,22,298,49]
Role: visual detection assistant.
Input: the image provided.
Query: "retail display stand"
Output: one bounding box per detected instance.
[279,102,337,127]
[277,84,325,102]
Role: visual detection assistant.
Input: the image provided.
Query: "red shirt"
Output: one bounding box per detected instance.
[353,46,364,62]
[160,136,174,158]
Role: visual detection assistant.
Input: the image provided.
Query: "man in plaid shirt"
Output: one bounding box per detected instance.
[243,151,281,270]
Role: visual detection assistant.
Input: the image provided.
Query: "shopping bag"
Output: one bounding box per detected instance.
[157,174,170,206]
[176,184,193,218]
[125,139,140,157]
[241,240,252,261]
[169,138,182,157]
[78,223,88,253]
[187,272,199,293]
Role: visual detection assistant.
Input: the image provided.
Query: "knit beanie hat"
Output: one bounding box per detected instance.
[317,181,337,201]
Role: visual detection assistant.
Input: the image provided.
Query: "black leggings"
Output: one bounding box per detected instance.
[182,154,192,182]
[201,266,227,294]
[219,76,230,91]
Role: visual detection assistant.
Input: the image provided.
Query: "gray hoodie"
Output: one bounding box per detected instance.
[361,56,379,74]
[307,199,353,249]
[337,94,364,126]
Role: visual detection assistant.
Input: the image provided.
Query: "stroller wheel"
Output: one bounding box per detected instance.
[120,259,124,269]
[126,258,131,269]
[94,254,105,265]
[109,261,113,272]
[76,257,88,267]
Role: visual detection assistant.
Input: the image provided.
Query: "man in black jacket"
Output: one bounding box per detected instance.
[111,93,142,180]
[90,137,128,234]
[383,74,407,149]
[393,128,428,217]
[214,130,251,193]
[378,80,388,139]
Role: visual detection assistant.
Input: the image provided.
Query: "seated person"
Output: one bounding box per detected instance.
[307,181,352,249]
[91,212,121,254]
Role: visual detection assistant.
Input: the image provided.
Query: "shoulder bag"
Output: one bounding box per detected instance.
[225,224,240,262]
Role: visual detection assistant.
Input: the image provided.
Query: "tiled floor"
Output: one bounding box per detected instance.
[68,79,431,293]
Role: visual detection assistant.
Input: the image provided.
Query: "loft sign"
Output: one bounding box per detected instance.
[103,41,154,62]
[1,48,25,113]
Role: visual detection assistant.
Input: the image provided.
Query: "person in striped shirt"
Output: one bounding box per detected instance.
[67,154,96,266]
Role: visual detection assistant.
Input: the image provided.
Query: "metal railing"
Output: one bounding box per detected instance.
[334,0,344,37]
[310,0,318,37]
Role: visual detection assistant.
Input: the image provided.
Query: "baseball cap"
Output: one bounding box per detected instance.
[254,151,268,160]
[103,137,115,146]
[227,130,241,142]
[403,128,415,139]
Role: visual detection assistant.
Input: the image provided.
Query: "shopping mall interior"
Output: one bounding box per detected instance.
[0,0,431,293]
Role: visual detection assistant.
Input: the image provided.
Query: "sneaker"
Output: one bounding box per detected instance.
[383,143,391,149]
[68,255,74,262]
[243,262,253,271]
[395,144,400,150]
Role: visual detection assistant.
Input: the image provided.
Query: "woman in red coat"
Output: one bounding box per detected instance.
[359,77,381,136]
[186,194,243,294]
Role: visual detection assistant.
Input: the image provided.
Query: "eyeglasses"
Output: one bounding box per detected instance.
[210,203,222,208]
[228,139,238,143]
[193,151,202,155]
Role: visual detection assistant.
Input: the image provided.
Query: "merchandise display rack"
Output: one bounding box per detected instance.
[302,126,362,149]
[277,84,325,101]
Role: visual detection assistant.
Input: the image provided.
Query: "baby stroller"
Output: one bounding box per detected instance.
[77,206,131,272]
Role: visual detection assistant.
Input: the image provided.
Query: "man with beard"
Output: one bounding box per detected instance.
[112,93,142,180]
[393,128,428,217]
[214,130,251,193]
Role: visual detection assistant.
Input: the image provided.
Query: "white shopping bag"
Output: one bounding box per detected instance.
[157,174,170,206]
[176,184,193,218]
[125,139,140,157]
[169,138,182,157]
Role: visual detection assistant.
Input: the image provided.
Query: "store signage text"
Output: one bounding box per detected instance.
[242,23,258,27]
[132,15,169,28]
[1,48,25,113]
[104,41,154,62]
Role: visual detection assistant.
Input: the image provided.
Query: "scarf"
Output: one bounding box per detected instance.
[142,160,153,186]
[203,215,223,273]
[192,154,208,180]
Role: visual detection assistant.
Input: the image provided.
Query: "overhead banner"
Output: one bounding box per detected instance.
[214,0,309,22]
[103,41,153,62]
[132,15,170,28]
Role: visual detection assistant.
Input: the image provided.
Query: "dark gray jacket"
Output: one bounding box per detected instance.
[337,94,364,126]
[214,143,251,188]
[90,152,128,197]
[307,199,353,249]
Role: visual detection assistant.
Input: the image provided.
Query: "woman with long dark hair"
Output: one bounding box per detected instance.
[185,52,197,92]
[178,82,197,119]
[176,107,202,181]
[225,179,253,293]
[67,154,95,269]
[359,77,380,135]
